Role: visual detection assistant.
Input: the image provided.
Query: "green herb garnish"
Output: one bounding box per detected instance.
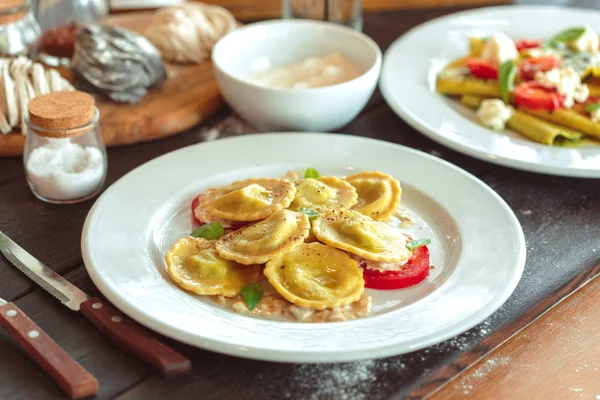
[585,103,600,112]
[190,222,225,240]
[406,238,431,251]
[304,168,320,179]
[298,207,320,221]
[241,283,264,311]
[499,60,516,104]
[544,27,586,48]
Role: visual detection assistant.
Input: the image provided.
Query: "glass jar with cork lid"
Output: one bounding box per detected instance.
[24,91,107,204]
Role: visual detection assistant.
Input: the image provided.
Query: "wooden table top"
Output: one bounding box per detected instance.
[1,7,599,400]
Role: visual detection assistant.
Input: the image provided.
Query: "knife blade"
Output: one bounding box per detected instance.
[0,230,191,377]
[0,296,99,399]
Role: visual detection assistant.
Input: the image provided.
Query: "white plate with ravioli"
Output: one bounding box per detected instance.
[81,133,525,363]
[380,5,600,178]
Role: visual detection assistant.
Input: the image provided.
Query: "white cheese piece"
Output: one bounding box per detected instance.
[438,67,469,80]
[590,108,600,124]
[571,26,599,53]
[476,99,514,131]
[535,66,589,108]
[481,32,518,65]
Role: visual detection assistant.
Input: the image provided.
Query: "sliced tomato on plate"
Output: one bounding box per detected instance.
[515,39,542,52]
[514,81,564,111]
[466,58,499,80]
[359,246,431,290]
[519,56,561,80]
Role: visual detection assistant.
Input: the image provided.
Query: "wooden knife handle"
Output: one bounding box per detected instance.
[80,297,191,377]
[0,302,99,399]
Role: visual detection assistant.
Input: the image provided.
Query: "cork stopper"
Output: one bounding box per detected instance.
[0,0,27,24]
[27,91,96,138]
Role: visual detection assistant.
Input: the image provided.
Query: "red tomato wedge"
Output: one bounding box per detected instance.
[514,81,564,111]
[466,58,499,80]
[191,195,201,225]
[360,246,430,290]
[519,56,561,80]
[515,39,542,51]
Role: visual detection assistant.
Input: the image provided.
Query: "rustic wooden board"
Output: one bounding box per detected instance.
[0,11,224,157]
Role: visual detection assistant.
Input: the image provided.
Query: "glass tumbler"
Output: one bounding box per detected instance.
[282,0,363,31]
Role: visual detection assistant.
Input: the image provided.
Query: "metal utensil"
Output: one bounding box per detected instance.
[0,230,191,377]
[0,296,98,399]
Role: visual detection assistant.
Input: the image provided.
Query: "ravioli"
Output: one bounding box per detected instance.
[202,178,296,221]
[215,209,311,265]
[312,209,411,263]
[264,242,364,310]
[166,237,261,297]
[289,176,358,211]
[345,171,402,221]
[193,192,245,229]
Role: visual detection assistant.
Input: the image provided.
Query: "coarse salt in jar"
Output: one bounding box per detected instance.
[24,90,107,204]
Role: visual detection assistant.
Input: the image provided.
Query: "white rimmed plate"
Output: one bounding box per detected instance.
[380,5,600,178]
[81,133,525,363]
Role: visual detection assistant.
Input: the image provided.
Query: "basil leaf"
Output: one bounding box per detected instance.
[190,222,225,240]
[499,60,516,104]
[241,283,263,311]
[406,238,431,251]
[305,168,320,179]
[585,103,600,112]
[298,207,320,221]
[545,27,586,47]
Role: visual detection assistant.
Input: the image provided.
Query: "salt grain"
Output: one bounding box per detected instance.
[521,209,532,215]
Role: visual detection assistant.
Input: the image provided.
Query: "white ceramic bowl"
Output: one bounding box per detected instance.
[212,20,382,132]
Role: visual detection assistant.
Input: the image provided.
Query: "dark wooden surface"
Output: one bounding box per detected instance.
[1,7,600,400]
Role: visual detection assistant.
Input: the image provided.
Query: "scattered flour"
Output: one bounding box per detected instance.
[292,361,377,400]
[454,355,511,395]
[290,358,408,400]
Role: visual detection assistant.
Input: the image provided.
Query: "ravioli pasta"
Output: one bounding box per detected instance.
[215,209,310,265]
[202,178,296,221]
[289,176,358,211]
[165,168,426,323]
[345,171,402,221]
[312,208,412,263]
[165,237,261,297]
[264,243,364,310]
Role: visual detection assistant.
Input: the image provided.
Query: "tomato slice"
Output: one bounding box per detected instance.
[515,39,542,52]
[519,56,561,80]
[514,81,564,111]
[466,58,499,80]
[360,246,430,290]
[191,195,201,225]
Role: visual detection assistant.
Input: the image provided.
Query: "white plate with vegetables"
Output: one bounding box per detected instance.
[380,5,600,178]
[81,133,525,362]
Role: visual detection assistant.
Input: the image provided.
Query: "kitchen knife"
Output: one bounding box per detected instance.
[0,230,191,377]
[0,296,99,399]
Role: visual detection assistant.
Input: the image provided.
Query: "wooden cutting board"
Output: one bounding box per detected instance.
[0,11,225,157]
